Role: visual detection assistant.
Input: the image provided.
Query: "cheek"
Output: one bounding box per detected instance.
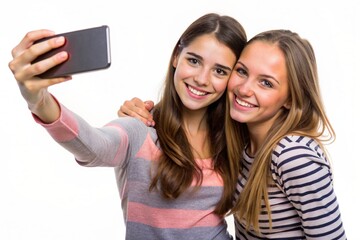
[266,88,289,105]
[173,71,184,94]
[260,94,286,112]
[173,65,193,87]
[174,60,193,79]
[173,65,184,80]
[213,79,229,93]
[227,73,241,90]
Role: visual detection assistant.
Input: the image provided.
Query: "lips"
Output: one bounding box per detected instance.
[187,84,208,96]
[235,96,256,108]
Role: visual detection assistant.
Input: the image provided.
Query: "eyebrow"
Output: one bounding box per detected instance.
[187,52,233,72]
[237,60,280,85]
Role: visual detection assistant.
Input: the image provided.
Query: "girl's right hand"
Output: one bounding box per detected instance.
[117,97,155,126]
[8,29,71,108]
[8,29,72,123]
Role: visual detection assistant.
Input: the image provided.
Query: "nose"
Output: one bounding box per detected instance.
[194,69,210,86]
[238,78,254,97]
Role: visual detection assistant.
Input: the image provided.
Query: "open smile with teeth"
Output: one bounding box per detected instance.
[235,97,256,108]
[187,84,207,96]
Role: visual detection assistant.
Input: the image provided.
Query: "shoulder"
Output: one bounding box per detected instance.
[108,116,148,129]
[271,135,331,177]
[270,135,334,197]
[273,135,328,165]
[105,117,159,154]
[107,116,150,129]
[106,117,157,141]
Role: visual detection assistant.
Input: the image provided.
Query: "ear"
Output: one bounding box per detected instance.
[172,54,179,68]
[283,98,291,110]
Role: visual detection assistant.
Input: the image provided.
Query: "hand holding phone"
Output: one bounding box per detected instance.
[32,25,111,78]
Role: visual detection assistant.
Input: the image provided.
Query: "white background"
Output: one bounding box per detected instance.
[1,0,359,239]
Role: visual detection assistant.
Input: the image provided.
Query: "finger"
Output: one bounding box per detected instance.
[144,100,155,111]
[130,97,146,107]
[117,107,128,117]
[131,105,155,127]
[118,101,154,126]
[118,105,150,126]
[9,35,68,81]
[28,50,69,79]
[128,100,152,118]
[129,98,155,126]
[20,35,66,67]
[119,102,144,117]
[11,29,55,58]
[11,51,69,82]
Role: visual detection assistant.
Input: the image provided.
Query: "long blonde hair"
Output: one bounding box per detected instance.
[227,30,335,231]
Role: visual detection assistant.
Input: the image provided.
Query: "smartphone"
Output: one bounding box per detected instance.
[32,25,111,78]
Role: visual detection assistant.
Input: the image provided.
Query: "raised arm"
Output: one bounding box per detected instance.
[8,29,71,123]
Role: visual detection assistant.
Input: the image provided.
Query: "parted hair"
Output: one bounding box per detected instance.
[150,13,247,215]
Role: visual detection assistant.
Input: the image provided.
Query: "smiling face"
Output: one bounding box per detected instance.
[173,34,236,112]
[227,40,291,132]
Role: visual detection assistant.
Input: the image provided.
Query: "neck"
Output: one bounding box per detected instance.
[246,123,270,157]
[246,110,285,156]
[182,107,207,134]
[182,107,210,159]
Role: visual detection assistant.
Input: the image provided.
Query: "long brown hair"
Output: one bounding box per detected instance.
[150,13,247,214]
[228,30,335,230]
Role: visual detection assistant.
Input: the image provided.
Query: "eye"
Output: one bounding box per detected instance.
[187,57,199,65]
[236,67,248,77]
[215,68,228,76]
[260,79,273,88]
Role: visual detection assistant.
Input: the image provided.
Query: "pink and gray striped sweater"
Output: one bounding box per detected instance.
[34,102,232,240]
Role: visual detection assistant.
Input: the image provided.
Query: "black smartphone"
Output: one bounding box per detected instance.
[32,25,111,78]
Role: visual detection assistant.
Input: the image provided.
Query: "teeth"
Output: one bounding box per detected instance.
[188,85,207,96]
[235,97,255,107]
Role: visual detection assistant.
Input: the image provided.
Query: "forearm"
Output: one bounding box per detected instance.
[34,103,131,167]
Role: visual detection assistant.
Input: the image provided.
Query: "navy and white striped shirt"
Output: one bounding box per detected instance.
[234,135,346,239]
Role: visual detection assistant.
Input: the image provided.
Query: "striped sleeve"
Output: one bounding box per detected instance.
[271,136,346,239]
[35,102,136,168]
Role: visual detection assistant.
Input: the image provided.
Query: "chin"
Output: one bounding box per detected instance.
[230,110,245,123]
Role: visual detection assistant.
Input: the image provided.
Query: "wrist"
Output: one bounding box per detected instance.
[27,89,49,113]
[28,92,60,124]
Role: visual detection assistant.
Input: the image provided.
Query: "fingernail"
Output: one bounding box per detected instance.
[56,36,65,44]
[58,51,68,60]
